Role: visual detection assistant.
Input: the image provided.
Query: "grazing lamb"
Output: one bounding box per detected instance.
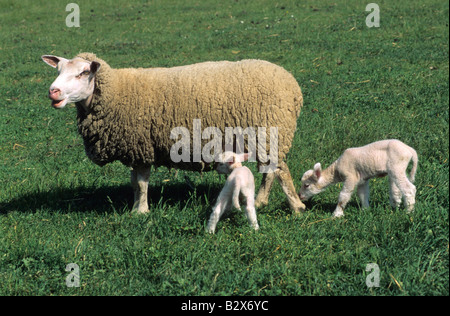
[207,152,258,233]
[298,139,418,217]
[41,53,305,214]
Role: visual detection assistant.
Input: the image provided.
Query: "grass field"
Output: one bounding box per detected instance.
[0,0,448,296]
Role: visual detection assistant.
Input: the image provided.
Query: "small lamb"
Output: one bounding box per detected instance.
[207,152,259,233]
[298,139,418,217]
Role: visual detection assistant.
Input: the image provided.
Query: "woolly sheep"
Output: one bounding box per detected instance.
[41,53,305,214]
[207,152,258,233]
[298,139,418,217]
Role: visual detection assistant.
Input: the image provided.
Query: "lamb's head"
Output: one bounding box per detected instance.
[298,163,325,201]
[215,151,249,174]
[42,55,100,109]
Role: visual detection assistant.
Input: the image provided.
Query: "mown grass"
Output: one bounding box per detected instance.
[0,0,448,295]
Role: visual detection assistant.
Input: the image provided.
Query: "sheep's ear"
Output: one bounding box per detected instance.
[313,163,322,179]
[90,61,101,74]
[41,55,67,68]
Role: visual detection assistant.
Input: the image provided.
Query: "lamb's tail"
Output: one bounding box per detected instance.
[409,148,418,183]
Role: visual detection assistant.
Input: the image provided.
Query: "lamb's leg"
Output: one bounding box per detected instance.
[245,206,259,230]
[333,180,356,217]
[255,170,275,208]
[232,182,241,210]
[207,198,228,234]
[389,177,402,209]
[275,161,306,214]
[131,166,150,214]
[357,181,370,208]
[404,184,416,213]
[390,171,416,213]
[243,189,259,230]
[388,155,417,212]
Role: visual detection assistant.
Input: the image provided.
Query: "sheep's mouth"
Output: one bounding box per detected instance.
[51,98,68,109]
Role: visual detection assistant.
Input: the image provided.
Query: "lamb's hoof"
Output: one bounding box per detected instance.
[206,223,216,234]
[406,206,415,214]
[332,210,344,218]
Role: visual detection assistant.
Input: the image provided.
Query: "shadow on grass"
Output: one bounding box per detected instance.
[0,182,221,215]
[301,199,362,216]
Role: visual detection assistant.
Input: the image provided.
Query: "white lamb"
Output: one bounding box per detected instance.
[298,139,418,217]
[207,152,259,233]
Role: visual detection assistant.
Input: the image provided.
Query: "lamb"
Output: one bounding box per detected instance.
[298,139,418,217]
[207,152,258,233]
[41,53,305,215]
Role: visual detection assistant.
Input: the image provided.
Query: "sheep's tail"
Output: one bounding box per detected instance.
[409,148,418,183]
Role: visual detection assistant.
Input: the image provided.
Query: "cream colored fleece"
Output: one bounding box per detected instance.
[75,53,302,170]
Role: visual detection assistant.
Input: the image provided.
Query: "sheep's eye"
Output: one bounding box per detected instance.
[76,70,90,79]
[304,184,310,188]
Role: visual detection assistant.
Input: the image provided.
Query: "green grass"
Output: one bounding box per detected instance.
[0,0,448,295]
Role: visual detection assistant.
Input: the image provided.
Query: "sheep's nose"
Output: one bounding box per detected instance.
[49,88,60,100]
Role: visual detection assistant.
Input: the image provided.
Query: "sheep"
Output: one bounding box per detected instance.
[41,52,306,215]
[298,139,418,217]
[207,152,258,233]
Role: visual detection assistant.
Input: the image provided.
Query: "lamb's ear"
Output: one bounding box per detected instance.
[239,153,250,162]
[90,61,101,74]
[313,163,322,179]
[41,55,67,68]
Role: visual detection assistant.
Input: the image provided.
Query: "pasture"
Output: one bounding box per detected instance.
[0,0,448,295]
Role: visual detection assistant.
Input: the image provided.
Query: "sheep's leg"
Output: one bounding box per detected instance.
[357,181,370,208]
[131,169,138,203]
[275,161,306,214]
[333,181,356,217]
[389,177,402,209]
[255,170,275,208]
[131,167,150,214]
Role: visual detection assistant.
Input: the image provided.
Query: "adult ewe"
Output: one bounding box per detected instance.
[42,53,305,214]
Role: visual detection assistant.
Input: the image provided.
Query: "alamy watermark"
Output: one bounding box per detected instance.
[365,263,380,288]
[65,263,80,287]
[66,3,80,27]
[365,3,380,28]
[65,3,380,29]
[170,119,279,173]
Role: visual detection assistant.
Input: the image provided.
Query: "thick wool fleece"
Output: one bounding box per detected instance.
[75,52,302,170]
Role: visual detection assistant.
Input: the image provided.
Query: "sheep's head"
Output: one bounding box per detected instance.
[42,55,100,109]
[298,163,325,201]
[215,151,249,174]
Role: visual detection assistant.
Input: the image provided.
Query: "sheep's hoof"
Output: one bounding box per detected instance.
[132,208,150,215]
[254,199,268,208]
[332,210,345,218]
[292,202,306,216]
